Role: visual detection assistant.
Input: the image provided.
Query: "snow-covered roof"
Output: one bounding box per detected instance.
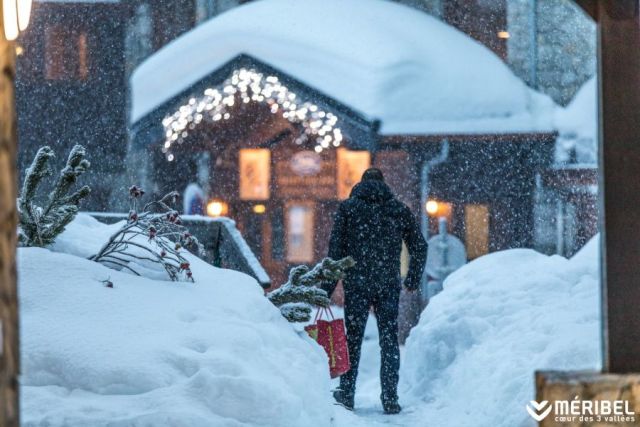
[130,0,556,135]
[554,77,597,164]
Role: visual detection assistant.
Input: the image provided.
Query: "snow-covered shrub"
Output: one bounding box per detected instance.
[268,257,355,322]
[20,215,333,426]
[18,145,91,247]
[90,187,202,282]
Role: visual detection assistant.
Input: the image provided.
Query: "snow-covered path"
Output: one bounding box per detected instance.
[329,314,421,427]
[330,240,602,427]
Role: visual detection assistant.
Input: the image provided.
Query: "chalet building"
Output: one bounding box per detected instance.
[129,0,561,286]
[15,0,128,209]
[13,0,595,271]
[14,0,595,216]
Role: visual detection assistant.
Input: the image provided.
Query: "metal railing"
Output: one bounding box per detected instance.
[87,212,271,288]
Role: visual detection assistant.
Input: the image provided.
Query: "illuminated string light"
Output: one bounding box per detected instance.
[161,67,343,161]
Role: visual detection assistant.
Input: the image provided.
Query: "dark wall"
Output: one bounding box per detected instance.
[379,133,555,252]
[15,2,128,210]
[427,135,554,250]
[148,0,195,51]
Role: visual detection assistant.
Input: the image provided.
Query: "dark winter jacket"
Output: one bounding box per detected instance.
[326,180,427,295]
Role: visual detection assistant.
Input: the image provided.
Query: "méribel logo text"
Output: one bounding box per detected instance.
[526,397,636,424]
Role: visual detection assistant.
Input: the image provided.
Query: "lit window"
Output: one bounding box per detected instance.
[337,148,370,199]
[45,26,89,81]
[465,204,489,259]
[239,148,271,200]
[287,203,314,263]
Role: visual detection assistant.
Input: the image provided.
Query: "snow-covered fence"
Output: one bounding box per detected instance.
[87,212,271,288]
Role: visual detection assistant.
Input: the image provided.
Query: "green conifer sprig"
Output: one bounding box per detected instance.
[18,145,91,247]
[267,256,355,322]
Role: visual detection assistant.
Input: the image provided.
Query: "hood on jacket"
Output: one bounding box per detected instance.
[349,180,394,204]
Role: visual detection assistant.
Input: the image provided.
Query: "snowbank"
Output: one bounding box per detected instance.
[20,214,332,426]
[555,77,597,164]
[402,238,601,427]
[130,0,556,135]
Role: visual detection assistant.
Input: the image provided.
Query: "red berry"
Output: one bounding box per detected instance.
[129,185,145,198]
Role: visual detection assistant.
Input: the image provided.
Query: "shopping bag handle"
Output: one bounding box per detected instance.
[314,306,335,322]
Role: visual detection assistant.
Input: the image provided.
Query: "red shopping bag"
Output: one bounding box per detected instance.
[305,307,351,378]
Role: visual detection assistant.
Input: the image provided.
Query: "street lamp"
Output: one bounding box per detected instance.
[426,199,439,216]
[3,0,32,41]
[206,199,228,218]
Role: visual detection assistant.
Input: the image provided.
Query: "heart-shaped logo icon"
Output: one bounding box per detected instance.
[526,400,552,422]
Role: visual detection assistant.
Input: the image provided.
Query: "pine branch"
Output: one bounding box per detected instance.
[20,146,54,205]
[291,257,356,288]
[268,284,330,308]
[59,185,91,207]
[44,145,90,216]
[267,256,355,322]
[39,205,78,243]
[280,303,313,323]
[17,145,91,247]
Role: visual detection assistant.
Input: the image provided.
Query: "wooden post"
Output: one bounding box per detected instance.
[597,0,640,373]
[0,14,20,427]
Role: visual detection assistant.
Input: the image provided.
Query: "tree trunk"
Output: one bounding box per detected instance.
[0,19,19,427]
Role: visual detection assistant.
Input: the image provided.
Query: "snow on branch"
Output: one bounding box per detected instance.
[90,187,203,282]
[18,145,91,247]
[268,257,355,322]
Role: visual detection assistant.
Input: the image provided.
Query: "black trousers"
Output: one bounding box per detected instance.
[339,284,401,403]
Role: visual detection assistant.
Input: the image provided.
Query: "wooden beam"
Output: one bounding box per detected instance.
[0,15,19,424]
[598,0,640,373]
[0,17,19,427]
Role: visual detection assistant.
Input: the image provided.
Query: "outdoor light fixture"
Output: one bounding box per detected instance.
[497,30,510,39]
[426,200,440,216]
[253,204,266,214]
[3,0,32,41]
[206,199,229,218]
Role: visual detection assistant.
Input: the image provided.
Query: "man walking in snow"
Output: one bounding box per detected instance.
[326,168,427,414]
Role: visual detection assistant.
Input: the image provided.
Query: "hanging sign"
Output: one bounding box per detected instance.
[290,151,322,176]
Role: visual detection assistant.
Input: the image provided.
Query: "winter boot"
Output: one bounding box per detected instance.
[382,400,402,415]
[333,389,354,410]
